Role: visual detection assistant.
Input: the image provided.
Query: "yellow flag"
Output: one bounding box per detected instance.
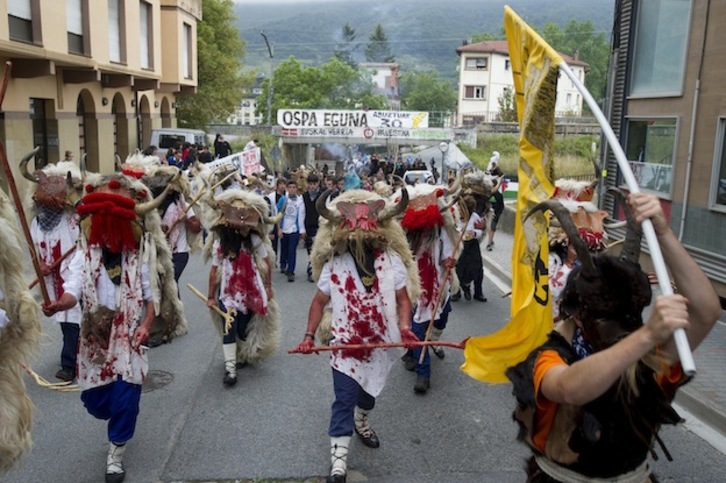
[461,6,560,383]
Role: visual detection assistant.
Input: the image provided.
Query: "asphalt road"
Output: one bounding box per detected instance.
[5,247,726,483]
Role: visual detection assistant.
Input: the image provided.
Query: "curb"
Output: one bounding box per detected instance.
[484,206,726,438]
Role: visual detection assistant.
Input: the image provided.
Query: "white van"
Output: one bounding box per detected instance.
[149,128,208,149]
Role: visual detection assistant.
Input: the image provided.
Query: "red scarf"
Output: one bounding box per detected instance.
[77,192,137,253]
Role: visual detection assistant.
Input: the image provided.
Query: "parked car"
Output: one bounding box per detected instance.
[403,170,435,185]
[149,128,207,150]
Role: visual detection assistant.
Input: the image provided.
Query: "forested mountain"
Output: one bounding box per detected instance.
[234,0,615,83]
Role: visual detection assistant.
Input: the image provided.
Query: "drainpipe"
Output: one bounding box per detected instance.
[678,79,699,242]
[678,0,710,242]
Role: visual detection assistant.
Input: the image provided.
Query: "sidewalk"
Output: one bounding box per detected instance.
[482,204,726,437]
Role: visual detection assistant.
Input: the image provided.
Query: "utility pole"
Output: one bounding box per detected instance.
[260,31,274,127]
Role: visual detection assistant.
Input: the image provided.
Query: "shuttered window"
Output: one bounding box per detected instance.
[8,0,33,42]
[67,0,85,54]
[139,1,152,69]
[183,23,192,79]
[108,0,121,62]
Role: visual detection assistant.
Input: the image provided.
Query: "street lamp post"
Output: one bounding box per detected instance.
[439,141,449,183]
[260,31,274,127]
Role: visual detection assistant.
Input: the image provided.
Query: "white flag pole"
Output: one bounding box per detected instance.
[559,62,696,375]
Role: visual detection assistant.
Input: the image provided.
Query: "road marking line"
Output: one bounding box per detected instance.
[673,402,726,455]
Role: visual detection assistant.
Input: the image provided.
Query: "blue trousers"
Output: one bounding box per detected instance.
[411,300,452,377]
[60,322,79,371]
[280,232,300,275]
[81,378,142,444]
[172,252,189,283]
[219,301,255,344]
[329,369,375,437]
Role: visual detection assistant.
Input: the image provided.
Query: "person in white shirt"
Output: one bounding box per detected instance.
[42,174,171,483]
[279,180,306,282]
[296,189,417,483]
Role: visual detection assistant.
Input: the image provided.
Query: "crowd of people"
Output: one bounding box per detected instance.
[1,143,721,483]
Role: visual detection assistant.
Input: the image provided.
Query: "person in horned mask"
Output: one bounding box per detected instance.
[296,188,420,483]
[43,172,176,483]
[506,192,721,483]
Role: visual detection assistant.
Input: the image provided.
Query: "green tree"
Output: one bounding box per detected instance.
[399,71,456,127]
[176,0,249,129]
[539,20,609,104]
[496,87,517,122]
[468,30,504,43]
[333,22,358,67]
[365,24,395,63]
[257,57,388,123]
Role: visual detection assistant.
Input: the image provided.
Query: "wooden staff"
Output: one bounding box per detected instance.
[166,170,237,235]
[28,246,76,289]
[0,61,50,304]
[417,210,471,364]
[187,283,236,335]
[289,339,467,354]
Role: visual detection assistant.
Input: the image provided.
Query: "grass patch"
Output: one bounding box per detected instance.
[460,133,600,178]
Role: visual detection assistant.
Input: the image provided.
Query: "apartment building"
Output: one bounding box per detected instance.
[0,0,200,183]
[455,40,588,126]
[227,74,263,126]
[604,0,726,298]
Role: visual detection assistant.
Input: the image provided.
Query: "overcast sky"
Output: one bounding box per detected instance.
[233,0,347,4]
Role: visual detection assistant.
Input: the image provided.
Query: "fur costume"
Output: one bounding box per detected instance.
[23,160,84,324]
[116,155,190,343]
[401,183,461,320]
[0,189,41,475]
[202,188,281,365]
[81,172,187,343]
[310,189,420,345]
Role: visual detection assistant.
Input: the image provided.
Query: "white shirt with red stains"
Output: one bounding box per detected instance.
[30,212,82,324]
[212,234,269,315]
[162,198,195,254]
[63,247,153,391]
[318,250,408,397]
[412,228,453,324]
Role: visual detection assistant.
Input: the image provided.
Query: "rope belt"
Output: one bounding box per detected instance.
[534,456,651,483]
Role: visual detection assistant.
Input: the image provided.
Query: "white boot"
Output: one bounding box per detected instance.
[222,343,237,386]
[105,442,126,483]
[431,327,445,359]
[354,406,380,448]
[327,435,350,483]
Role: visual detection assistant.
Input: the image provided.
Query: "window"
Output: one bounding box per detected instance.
[108,0,125,63]
[566,93,572,105]
[465,57,488,70]
[505,59,510,70]
[624,118,678,196]
[139,1,152,69]
[66,0,85,54]
[8,0,33,42]
[712,118,726,209]
[183,23,192,79]
[464,85,486,99]
[631,0,691,97]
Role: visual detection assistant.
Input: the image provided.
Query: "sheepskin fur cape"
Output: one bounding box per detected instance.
[310,189,421,344]
[0,189,41,475]
[81,173,188,342]
[201,188,281,364]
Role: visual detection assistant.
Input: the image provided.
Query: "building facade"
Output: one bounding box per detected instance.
[227,74,263,126]
[0,0,200,187]
[359,62,401,110]
[604,0,725,299]
[455,40,588,126]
